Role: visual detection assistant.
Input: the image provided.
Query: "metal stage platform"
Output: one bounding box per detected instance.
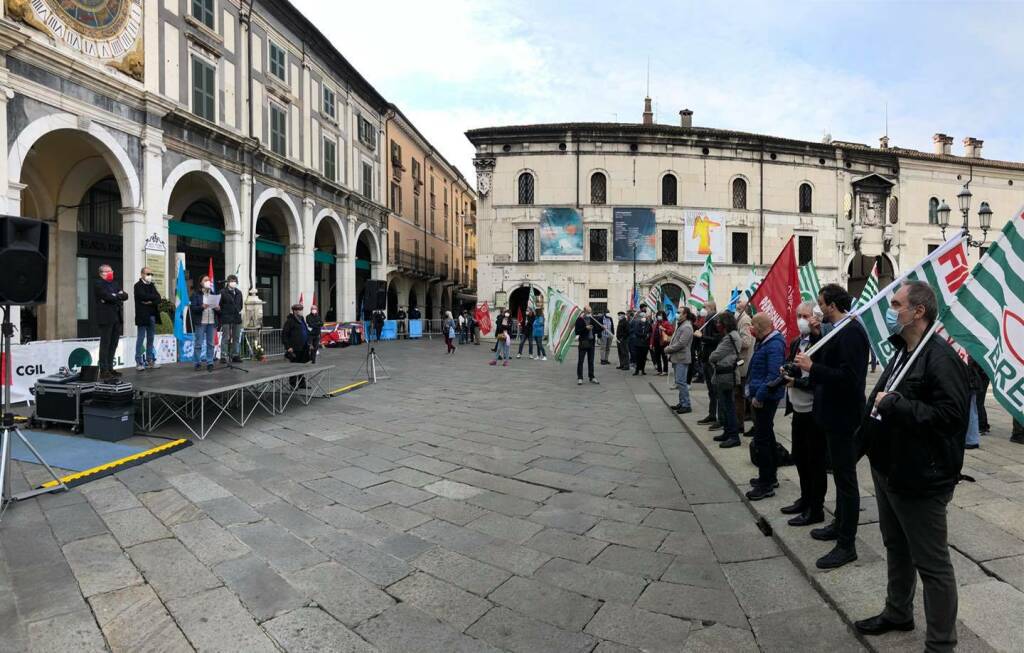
[125,361,334,440]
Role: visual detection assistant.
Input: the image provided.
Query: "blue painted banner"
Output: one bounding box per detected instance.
[409,319,423,338]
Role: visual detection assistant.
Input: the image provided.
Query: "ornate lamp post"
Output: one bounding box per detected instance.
[936,183,992,249]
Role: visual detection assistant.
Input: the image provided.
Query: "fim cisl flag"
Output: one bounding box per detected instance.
[687,255,714,311]
[940,206,1024,424]
[546,287,583,363]
[749,237,800,341]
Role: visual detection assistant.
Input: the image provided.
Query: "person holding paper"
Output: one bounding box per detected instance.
[854,280,968,651]
[189,275,218,372]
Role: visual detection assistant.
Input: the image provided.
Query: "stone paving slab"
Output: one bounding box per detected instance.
[264,607,378,653]
[63,535,143,598]
[88,584,192,653]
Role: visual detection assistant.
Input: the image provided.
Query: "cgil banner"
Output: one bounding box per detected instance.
[5,335,179,405]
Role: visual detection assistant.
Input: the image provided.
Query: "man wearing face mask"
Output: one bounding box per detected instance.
[218,274,244,363]
[854,281,968,650]
[282,303,312,365]
[574,305,603,385]
[133,266,161,372]
[781,301,826,526]
[695,302,722,426]
[794,283,869,569]
[306,304,323,363]
[95,264,129,380]
[189,276,219,372]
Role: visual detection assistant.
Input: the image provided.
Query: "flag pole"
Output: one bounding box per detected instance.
[632,242,637,308]
[869,319,941,419]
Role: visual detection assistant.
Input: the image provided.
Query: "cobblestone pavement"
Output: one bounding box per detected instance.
[4,338,1008,652]
[653,368,1024,653]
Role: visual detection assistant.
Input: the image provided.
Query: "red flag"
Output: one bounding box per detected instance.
[474,302,492,335]
[312,292,317,308]
[298,292,304,306]
[208,257,215,287]
[749,236,800,341]
[517,306,523,326]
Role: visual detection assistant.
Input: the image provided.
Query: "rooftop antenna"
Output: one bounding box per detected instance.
[646,56,650,97]
[885,101,889,137]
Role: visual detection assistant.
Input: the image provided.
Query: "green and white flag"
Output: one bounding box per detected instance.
[642,285,662,312]
[687,255,714,311]
[743,266,761,300]
[851,262,880,310]
[940,207,1024,424]
[798,262,821,303]
[527,288,537,313]
[808,233,970,367]
[546,287,583,363]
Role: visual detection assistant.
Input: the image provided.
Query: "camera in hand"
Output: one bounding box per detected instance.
[768,362,802,389]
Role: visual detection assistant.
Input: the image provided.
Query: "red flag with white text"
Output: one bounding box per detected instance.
[475,302,492,335]
[749,237,800,341]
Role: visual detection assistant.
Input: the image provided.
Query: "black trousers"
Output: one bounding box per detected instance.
[873,469,957,652]
[652,345,667,373]
[826,428,860,548]
[753,400,780,485]
[791,411,826,512]
[976,377,990,431]
[616,339,629,368]
[703,361,717,419]
[98,321,121,372]
[577,346,595,380]
[632,346,649,373]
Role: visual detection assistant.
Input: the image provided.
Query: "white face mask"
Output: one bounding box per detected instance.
[311,309,318,314]
[797,317,811,336]
[699,309,708,317]
[202,281,212,290]
[228,281,237,289]
[144,274,153,283]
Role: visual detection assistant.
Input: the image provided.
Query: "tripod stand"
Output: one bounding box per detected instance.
[353,333,389,384]
[0,305,67,525]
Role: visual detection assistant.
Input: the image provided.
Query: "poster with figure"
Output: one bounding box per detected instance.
[683,210,726,263]
[539,208,583,260]
[613,208,657,261]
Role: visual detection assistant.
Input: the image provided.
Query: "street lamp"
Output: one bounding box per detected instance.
[937,182,991,249]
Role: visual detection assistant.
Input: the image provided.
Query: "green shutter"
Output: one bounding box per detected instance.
[355,259,371,271]
[256,239,286,255]
[169,219,224,243]
[314,250,336,265]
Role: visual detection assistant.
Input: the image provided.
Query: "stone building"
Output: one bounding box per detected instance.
[466,99,1024,318]
[1,0,399,339]
[384,105,476,320]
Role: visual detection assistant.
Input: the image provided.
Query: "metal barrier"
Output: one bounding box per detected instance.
[241,328,285,359]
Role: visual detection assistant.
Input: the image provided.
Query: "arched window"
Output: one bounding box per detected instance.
[928,197,939,224]
[590,172,607,205]
[799,183,812,213]
[517,172,535,205]
[732,178,747,210]
[661,173,677,206]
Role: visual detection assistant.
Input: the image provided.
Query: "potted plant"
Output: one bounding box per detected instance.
[251,340,267,362]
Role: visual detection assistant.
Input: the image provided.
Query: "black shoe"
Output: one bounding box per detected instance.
[231,356,243,363]
[669,404,681,410]
[743,428,756,438]
[965,443,979,449]
[207,364,214,373]
[719,438,741,448]
[811,523,839,541]
[746,485,775,501]
[708,422,723,431]
[788,510,825,527]
[1012,434,1024,445]
[713,434,729,442]
[697,416,716,425]
[194,365,201,371]
[632,372,640,376]
[640,371,647,375]
[780,500,805,515]
[816,545,857,569]
[749,478,779,489]
[675,407,692,414]
[854,614,915,636]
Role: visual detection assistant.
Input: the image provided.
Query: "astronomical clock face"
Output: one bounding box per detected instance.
[29,0,143,60]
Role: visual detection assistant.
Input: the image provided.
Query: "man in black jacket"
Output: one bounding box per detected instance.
[133,266,161,371]
[695,303,722,425]
[218,274,244,362]
[854,281,967,651]
[615,311,630,370]
[575,306,603,385]
[795,283,869,570]
[95,264,128,380]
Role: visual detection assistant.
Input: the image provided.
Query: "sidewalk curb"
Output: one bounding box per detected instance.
[648,381,879,652]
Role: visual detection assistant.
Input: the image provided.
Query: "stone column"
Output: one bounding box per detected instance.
[240,173,253,288]
[286,243,303,311]
[342,217,358,321]
[0,81,13,215]
[224,229,243,282]
[302,197,315,306]
[120,207,147,328]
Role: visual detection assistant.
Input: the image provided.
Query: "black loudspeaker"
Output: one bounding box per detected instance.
[0,216,48,305]
[362,280,387,312]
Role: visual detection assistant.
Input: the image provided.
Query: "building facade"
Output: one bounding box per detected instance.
[1,0,404,340]
[467,103,1024,318]
[385,106,476,320]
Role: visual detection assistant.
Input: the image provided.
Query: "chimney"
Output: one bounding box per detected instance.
[879,135,890,149]
[642,96,653,126]
[932,133,953,155]
[963,137,984,158]
[679,109,693,128]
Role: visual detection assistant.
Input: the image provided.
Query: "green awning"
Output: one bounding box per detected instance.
[355,259,371,271]
[168,220,224,243]
[256,239,286,255]
[314,250,336,265]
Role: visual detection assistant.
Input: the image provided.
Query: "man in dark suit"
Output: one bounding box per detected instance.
[95,264,129,380]
[575,306,604,385]
[218,274,244,362]
[133,266,161,371]
[795,283,870,570]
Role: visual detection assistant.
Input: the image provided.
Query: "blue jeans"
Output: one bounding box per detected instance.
[533,336,546,357]
[518,333,533,355]
[195,323,216,365]
[674,362,690,408]
[966,396,980,447]
[135,317,155,366]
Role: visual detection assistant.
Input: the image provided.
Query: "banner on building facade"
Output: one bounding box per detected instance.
[539,208,584,260]
[612,208,657,261]
[682,210,726,263]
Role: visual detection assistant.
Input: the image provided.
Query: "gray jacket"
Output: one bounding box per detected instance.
[735,312,755,378]
[664,320,693,364]
[709,331,743,386]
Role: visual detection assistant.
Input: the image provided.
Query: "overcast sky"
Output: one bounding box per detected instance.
[292,0,1024,183]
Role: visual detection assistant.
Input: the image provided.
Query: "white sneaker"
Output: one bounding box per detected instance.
[542,356,547,361]
[516,354,521,359]
[529,355,535,360]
